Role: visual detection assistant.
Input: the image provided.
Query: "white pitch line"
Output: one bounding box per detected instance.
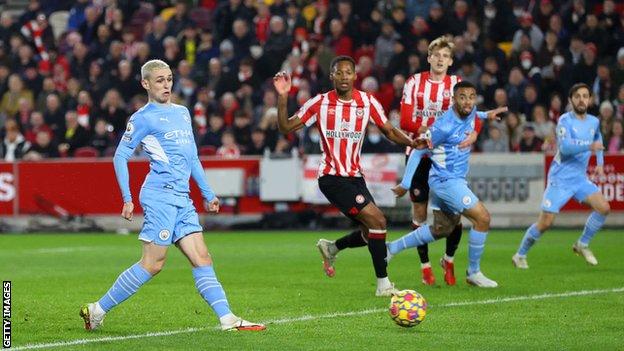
[13,287,624,350]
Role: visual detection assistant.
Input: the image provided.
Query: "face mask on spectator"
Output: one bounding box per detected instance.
[368,134,381,144]
[553,55,564,66]
[182,87,194,96]
[309,133,320,142]
[485,8,496,19]
[521,59,532,70]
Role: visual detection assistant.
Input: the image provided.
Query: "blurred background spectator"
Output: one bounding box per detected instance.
[0,0,621,162]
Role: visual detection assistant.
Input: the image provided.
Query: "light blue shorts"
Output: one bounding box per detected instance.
[429,178,479,214]
[138,187,203,246]
[541,177,600,213]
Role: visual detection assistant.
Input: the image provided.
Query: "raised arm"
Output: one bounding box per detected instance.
[273,71,305,134]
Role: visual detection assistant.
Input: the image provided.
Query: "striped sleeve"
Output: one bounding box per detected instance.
[296,94,322,127]
[368,94,388,127]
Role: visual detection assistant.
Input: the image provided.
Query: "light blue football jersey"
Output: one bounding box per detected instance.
[113,102,214,203]
[549,111,603,182]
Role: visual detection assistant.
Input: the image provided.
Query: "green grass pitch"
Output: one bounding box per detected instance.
[1,229,623,350]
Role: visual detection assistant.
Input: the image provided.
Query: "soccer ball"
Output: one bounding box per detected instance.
[389,289,427,327]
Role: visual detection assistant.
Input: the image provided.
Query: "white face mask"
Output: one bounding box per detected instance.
[182,87,194,95]
[553,55,564,66]
[309,133,320,142]
[368,134,381,144]
[485,8,496,19]
[521,59,532,69]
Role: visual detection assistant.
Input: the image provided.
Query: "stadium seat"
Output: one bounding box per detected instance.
[199,145,217,156]
[49,11,70,40]
[73,146,99,158]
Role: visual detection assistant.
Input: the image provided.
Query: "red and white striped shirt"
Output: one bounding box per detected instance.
[296,89,387,178]
[400,71,481,154]
[400,71,460,133]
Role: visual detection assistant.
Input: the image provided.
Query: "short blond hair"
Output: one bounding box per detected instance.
[141,59,170,80]
[428,36,455,56]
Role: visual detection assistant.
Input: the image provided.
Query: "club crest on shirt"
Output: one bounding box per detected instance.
[356,108,364,118]
[443,90,451,98]
[557,127,566,137]
[462,196,472,205]
[355,194,365,204]
[328,107,336,115]
[159,229,171,241]
[543,199,552,209]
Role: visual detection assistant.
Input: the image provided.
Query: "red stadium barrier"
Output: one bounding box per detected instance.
[0,163,15,215]
[0,158,278,216]
[544,154,624,211]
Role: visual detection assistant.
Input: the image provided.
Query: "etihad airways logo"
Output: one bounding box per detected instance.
[325,130,363,140]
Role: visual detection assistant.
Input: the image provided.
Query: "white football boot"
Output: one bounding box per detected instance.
[316,239,338,277]
[466,271,498,288]
[572,242,598,265]
[375,278,399,297]
[512,253,529,269]
[220,314,266,331]
[79,302,106,331]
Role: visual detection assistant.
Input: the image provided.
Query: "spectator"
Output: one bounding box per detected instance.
[79,5,102,45]
[612,84,624,119]
[58,110,90,156]
[0,119,30,161]
[599,100,616,139]
[261,16,292,77]
[302,127,322,155]
[375,21,400,70]
[201,114,225,148]
[24,111,52,143]
[482,124,509,153]
[0,74,34,119]
[43,93,65,132]
[512,12,544,53]
[89,119,113,156]
[216,129,241,159]
[606,120,624,154]
[505,111,524,151]
[100,89,127,136]
[232,111,252,151]
[258,107,279,151]
[519,124,543,152]
[228,18,255,61]
[532,104,555,140]
[23,130,59,160]
[246,128,267,155]
[166,2,194,36]
[328,18,353,57]
[145,17,167,54]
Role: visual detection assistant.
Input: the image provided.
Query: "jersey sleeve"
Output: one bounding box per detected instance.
[369,94,388,127]
[400,148,428,189]
[557,118,589,155]
[399,76,418,133]
[190,156,216,201]
[429,118,449,148]
[296,94,322,127]
[593,119,604,166]
[113,113,149,202]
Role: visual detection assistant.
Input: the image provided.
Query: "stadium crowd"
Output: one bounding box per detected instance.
[0,0,623,161]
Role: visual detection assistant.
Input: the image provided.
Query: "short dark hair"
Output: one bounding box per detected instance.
[453,80,477,94]
[330,55,356,71]
[568,83,592,98]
